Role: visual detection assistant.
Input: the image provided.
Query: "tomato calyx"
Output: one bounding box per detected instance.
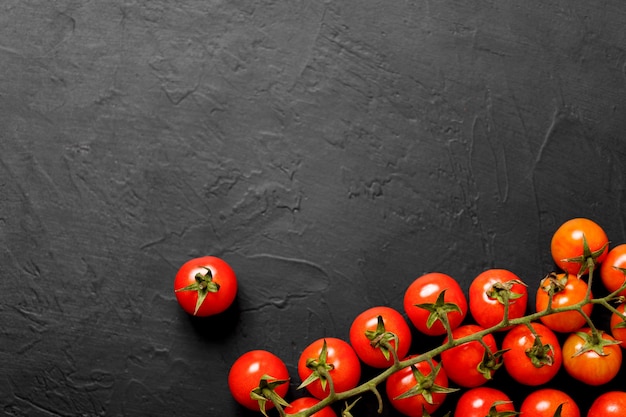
[250,374,291,417]
[561,234,608,277]
[341,398,361,417]
[540,272,568,298]
[525,332,556,367]
[393,362,457,404]
[298,339,336,393]
[487,401,520,417]
[174,267,220,315]
[414,289,461,333]
[486,280,527,305]
[365,315,399,363]
[477,348,507,380]
[552,403,565,417]
[572,330,621,357]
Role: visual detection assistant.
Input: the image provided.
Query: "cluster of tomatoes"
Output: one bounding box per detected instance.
[173,218,626,417]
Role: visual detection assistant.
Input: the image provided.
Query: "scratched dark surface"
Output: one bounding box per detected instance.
[2,1,626,416]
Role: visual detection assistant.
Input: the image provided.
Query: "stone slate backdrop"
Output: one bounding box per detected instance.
[2,1,626,416]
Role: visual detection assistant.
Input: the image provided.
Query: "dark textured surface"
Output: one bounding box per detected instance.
[2,1,626,416]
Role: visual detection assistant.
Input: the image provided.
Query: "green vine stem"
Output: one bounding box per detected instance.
[276,269,626,417]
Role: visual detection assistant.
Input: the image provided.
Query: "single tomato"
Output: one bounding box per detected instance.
[228,350,289,412]
[403,272,467,336]
[469,269,527,330]
[562,328,622,386]
[297,337,361,399]
[385,357,450,417]
[174,256,237,316]
[600,244,626,296]
[610,303,626,349]
[284,397,337,417]
[453,387,515,417]
[536,272,592,333]
[440,324,499,387]
[502,323,562,386]
[587,391,626,417]
[550,218,609,276]
[519,388,580,417]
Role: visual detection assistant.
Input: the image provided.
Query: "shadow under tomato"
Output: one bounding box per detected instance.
[183,295,241,342]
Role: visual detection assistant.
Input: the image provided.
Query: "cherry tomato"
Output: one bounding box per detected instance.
[550,218,609,276]
[440,324,499,388]
[587,391,626,417]
[349,306,412,368]
[403,272,468,336]
[600,244,626,297]
[174,256,237,316]
[519,388,580,417]
[297,337,361,399]
[610,303,626,349]
[536,272,593,333]
[453,387,515,417]
[385,357,449,417]
[469,269,527,330]
[502,323,562,386]
[228,350,289,412]
[284,397,337,417]
[562,328,622,386]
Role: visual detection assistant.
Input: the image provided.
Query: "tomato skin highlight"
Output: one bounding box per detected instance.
[550,218,609,276]
[403,272,467,336]
[562,328,622,386]
[502,322,562,385]
[519,388,580,417]
[385,357,449,417]
[469,269,527,330]
[228,350,289,411]
[453,387,515,417]
[173,256,238,316]
[284,397,337,417]
[600,243,626,297]
[587,391,626,417]
[349,306,412,368]
[297,337,361,399]
[440,324,498,388]
[536,273,592,333]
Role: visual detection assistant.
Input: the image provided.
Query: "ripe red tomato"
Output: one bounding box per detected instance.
[600,244,626,297]
[440,324,499,388]
[403,272,467,336]
[228,350,290,412]
[284,397,337,417]
[349,306,412,368]
[562,328,622,386]
[587,391,626,417]
[385,357,449,417]
[535,272,593,333]
[174,256,237,316]
[610,303,626,349]
[468,269,527,330]
[297,337,361,399]
[550,218,609,276]
[453,387,515,417]
[502,322,562,386]
[519,388,580,417]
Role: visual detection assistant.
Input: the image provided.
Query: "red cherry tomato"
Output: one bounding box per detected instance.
[297,337,361,399]
[228,350,289,412]
[610,303,626,349]
[502,323,562,386]
[349,306,412,368]
[469,269,527,330]
[562,328,622,386]
[174,256,237,316]
[453,387,515,417]
[440,324,498,387]
[284,397,337,417]
[403,272,467,336]
[385,357,449,417]
[600,244,626,297]
[519,388,580,417]
[550,218,609,276]
[587,391,626,417]
[536,273,592,333]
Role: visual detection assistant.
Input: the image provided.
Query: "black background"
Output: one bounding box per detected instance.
[2,1,626,416]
